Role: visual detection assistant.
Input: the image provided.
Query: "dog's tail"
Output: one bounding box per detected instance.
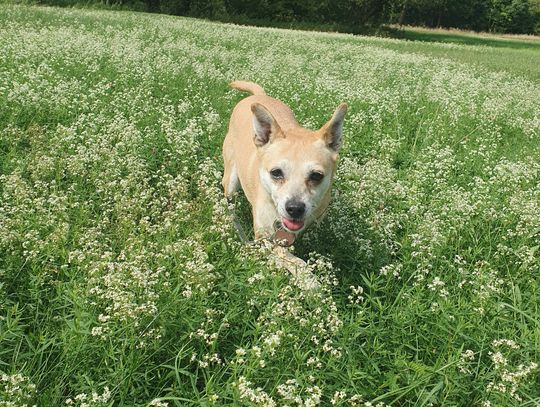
[230,80,266,96]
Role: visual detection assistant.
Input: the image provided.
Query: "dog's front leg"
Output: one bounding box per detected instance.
[253,196,279,240]
[271,246,320,290]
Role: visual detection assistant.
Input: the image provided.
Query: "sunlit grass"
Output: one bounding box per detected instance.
[0,4,539,406]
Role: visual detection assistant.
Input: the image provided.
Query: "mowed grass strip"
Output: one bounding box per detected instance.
[0,4,539,406]
[380,26,540,82]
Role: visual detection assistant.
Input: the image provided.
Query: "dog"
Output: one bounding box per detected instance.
[223,80,347,249]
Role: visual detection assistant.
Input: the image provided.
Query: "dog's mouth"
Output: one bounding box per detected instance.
[281,217,305,232]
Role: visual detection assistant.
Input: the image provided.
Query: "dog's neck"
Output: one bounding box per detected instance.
[273,220,296,247]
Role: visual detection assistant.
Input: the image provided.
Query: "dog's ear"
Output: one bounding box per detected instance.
[320,103,347,152]
[251,103,282,147]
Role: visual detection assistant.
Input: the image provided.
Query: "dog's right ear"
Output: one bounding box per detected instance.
[251,103,281,147]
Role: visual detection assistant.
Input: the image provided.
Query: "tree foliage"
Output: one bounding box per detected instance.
[393,0,539,33]
[32,0,540,33]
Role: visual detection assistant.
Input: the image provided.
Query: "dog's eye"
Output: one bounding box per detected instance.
[309,172,324,182]
[270,168,284,180]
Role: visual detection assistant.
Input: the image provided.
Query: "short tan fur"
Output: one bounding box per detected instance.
[222,80,347,241]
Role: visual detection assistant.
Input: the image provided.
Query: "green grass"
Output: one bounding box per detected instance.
[1,4,539,406]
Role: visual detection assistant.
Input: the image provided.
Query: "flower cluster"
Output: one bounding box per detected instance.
[0,373,36,407]
[65,387,111,407]
[485,340,538,403]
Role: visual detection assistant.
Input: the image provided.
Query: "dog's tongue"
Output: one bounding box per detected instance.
[282,218,304,231]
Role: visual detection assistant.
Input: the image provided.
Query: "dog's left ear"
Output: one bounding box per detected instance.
[320,103,347,152]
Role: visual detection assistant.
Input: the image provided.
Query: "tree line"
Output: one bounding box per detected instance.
[36,0,540,34]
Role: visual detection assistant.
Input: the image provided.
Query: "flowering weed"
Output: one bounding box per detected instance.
[0,4,539,405]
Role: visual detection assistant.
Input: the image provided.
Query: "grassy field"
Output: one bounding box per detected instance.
[1,4,539,406]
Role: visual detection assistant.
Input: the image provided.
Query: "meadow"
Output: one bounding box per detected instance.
[1,4,539,406]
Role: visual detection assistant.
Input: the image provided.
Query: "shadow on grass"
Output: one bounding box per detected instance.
[228,190,392,287]
[294,212,394,288]
[384,26,540,50]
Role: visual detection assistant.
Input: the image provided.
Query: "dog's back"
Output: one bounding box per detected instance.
[228,81,300,132]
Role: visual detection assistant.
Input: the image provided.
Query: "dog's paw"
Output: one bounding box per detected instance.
[271,246,320,291]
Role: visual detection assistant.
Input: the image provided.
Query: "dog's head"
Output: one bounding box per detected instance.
[251,102,347,233]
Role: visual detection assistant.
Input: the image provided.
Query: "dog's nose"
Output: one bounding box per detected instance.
[285,200,305,219]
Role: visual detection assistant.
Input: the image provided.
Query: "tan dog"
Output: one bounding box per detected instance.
[223,81,347,247]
